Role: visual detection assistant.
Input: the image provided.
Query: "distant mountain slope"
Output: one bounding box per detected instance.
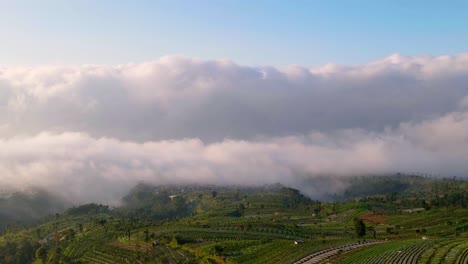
[0,189,68,232]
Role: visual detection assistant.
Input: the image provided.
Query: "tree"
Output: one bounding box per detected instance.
[122,219,138,240]
[238,203,246,216]
[97,219,108,232]
[144,229,150,243]
[354,217,366,239]
[66,228,76,240]
[14,240,36,264]
[170,236,179,248]
[386,227,394,234]
[36,228,42,239]
[234,189,240,200]
[211,245,224,256]
[211,190,218,198]
[48,247,62,264]
[35,246,48,263]
[367,226,376,239]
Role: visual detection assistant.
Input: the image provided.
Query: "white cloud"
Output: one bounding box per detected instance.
[0,110,467,203]
[0,53,467,141]
[0,54,467,203]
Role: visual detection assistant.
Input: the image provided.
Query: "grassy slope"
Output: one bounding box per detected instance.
[1,178,467,264]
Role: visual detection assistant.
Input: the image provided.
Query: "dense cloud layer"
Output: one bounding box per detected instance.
[0,54,467,203]
[2,53,468,141]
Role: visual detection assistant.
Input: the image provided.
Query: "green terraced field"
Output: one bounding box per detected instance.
[0,179,467,264]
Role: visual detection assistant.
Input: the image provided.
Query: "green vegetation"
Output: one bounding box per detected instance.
[0,189,68,234]
[0,174,467,263]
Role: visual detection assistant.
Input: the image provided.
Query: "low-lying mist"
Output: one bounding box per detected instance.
[1,111,467,205]
[0,53,467,204]
[0,188,69,231]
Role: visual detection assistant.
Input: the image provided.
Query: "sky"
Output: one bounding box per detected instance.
[0,1,467,204]
[1,0,468,66]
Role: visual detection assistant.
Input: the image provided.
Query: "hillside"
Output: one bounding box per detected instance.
[0,189,69,234]
[0,175,467,264]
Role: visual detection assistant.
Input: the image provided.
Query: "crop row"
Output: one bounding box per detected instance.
[232,239,352,264]
[294,240,384,264]
[427,239,463,263]
[152,227,351,243]
[445,241,468,264]
[340,239,420,264]
[456,248,468,264]
[360,241,431,264]
[340,238,468,264]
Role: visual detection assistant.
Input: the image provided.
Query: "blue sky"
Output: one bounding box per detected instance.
[1,0,467,66]
[2,1,468,200]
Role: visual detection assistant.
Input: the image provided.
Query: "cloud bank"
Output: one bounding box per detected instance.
[1,53,467,203]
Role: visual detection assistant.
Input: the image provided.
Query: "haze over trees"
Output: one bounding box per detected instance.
[0,175,466,263]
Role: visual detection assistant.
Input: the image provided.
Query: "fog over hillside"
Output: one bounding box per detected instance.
[1,53,468,204]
